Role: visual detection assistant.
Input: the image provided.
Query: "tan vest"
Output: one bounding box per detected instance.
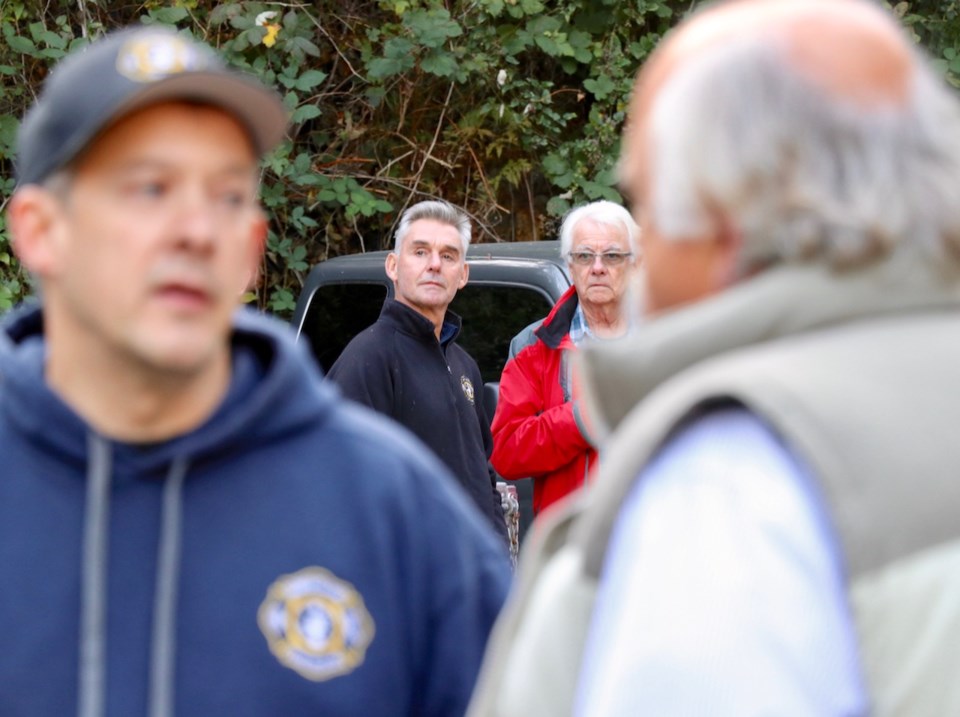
[469,253,960,717]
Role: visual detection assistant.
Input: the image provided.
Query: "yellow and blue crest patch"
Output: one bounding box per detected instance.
[258,567,375,682]
[116,33,215,83]
[460,375,475,404]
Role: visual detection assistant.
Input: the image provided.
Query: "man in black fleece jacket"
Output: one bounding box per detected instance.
[327,200,508,545]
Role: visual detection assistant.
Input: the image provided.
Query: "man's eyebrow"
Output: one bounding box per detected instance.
[111,158,258,178]
[410,239,461,253]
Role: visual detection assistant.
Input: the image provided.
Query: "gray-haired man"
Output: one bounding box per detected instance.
[328,201,509,544]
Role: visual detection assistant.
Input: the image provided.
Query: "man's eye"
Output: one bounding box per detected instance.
[414,249,428,257]
[442,253,456,262]
[137,181,166,198]
[220,191,247,207]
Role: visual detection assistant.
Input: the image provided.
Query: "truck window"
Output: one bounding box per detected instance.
[451,285,554,383]
[301,283,388,373]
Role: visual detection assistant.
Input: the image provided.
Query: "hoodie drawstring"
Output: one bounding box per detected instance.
[79,433,111,717]
[78,435,189,717]
[148,456,188,717]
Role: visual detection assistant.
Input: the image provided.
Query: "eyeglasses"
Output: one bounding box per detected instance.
[567,251,633,267]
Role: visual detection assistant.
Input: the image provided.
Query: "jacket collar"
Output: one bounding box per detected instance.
[535,286,579,349]
[380,298,463,346]
[579,250,960,438]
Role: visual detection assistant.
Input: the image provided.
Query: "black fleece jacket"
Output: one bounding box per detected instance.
[327,299,508,542]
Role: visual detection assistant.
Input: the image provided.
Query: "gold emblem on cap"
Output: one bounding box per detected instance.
[116,34,211,82]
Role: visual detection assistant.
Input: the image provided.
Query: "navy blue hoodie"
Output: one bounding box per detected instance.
[0,304,511,716]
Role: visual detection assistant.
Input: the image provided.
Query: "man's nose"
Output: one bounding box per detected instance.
[427,250,442,269]
[174,193,217,251]
[590,254,607,272]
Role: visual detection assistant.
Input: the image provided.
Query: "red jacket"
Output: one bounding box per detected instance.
[491,287,597,514]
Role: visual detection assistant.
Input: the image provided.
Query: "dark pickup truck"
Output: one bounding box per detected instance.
[291,240,571,540]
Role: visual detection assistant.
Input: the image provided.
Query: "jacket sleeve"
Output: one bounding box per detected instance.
[325,335,396,418]
[490,344,592,480]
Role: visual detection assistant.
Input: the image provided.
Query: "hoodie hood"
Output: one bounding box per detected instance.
[0,303,334,474]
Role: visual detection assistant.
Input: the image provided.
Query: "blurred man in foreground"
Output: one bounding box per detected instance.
[490,200,640,517]
[2,26,509,715]
[469,1,960,715]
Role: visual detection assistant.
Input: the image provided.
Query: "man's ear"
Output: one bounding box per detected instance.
[384,252,398,282]
[7,186,66,278]
[458,259,469,289]
[238,211,268,295]
[710,208,744,290]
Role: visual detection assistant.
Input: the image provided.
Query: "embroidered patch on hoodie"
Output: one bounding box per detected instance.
[258,567,375,681]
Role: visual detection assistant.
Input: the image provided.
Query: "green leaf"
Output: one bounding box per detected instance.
[384,36,416,59]
[481,0,505,16]
[282,91,300,110]
[269,288,296,313]
[40,30,66,49]
[7,35,36,54]
[503,31,533,55]
[584,74,616,100]
[149,7,189,24]
[368,39,417,80]
[542,153,569,175]
[291,104,322,123]
[405,9,462,49]
[421,52,458,77]
[365,86,386,108]
[290,36,322,58]
[582,180,621,201]
[293,153,312,174]
[295,69,328,91]
[546,196,571,217]
[229,11,254,30]
[209,4,238,25]
[527,16,561,35]
[533,35,563,56]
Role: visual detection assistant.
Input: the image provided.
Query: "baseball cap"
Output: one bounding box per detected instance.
[16,26,288,185]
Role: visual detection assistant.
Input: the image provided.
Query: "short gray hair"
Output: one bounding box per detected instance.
[394,200,472,255]
[642,27,960,273]
[558,200,641,257]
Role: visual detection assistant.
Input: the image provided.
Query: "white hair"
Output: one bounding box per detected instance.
[644,29,960,272]
[558,200,641,257]
[394,200,471,254]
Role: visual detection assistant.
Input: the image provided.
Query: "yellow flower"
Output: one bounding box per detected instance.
[263,24,280,47]
[255,11,281,47]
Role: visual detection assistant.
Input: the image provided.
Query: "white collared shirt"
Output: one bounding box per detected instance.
[574,408,867,716]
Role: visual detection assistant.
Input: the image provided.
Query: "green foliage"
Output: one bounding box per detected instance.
[0,0,958,316]
[890,1,960,87]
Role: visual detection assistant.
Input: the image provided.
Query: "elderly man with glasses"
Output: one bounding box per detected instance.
[489,200,641,517]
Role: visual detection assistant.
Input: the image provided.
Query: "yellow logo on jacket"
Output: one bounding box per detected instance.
[258,567,375,681]
[460,376,475,404]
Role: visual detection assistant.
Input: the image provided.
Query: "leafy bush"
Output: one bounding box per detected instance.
[0,0,956,315]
